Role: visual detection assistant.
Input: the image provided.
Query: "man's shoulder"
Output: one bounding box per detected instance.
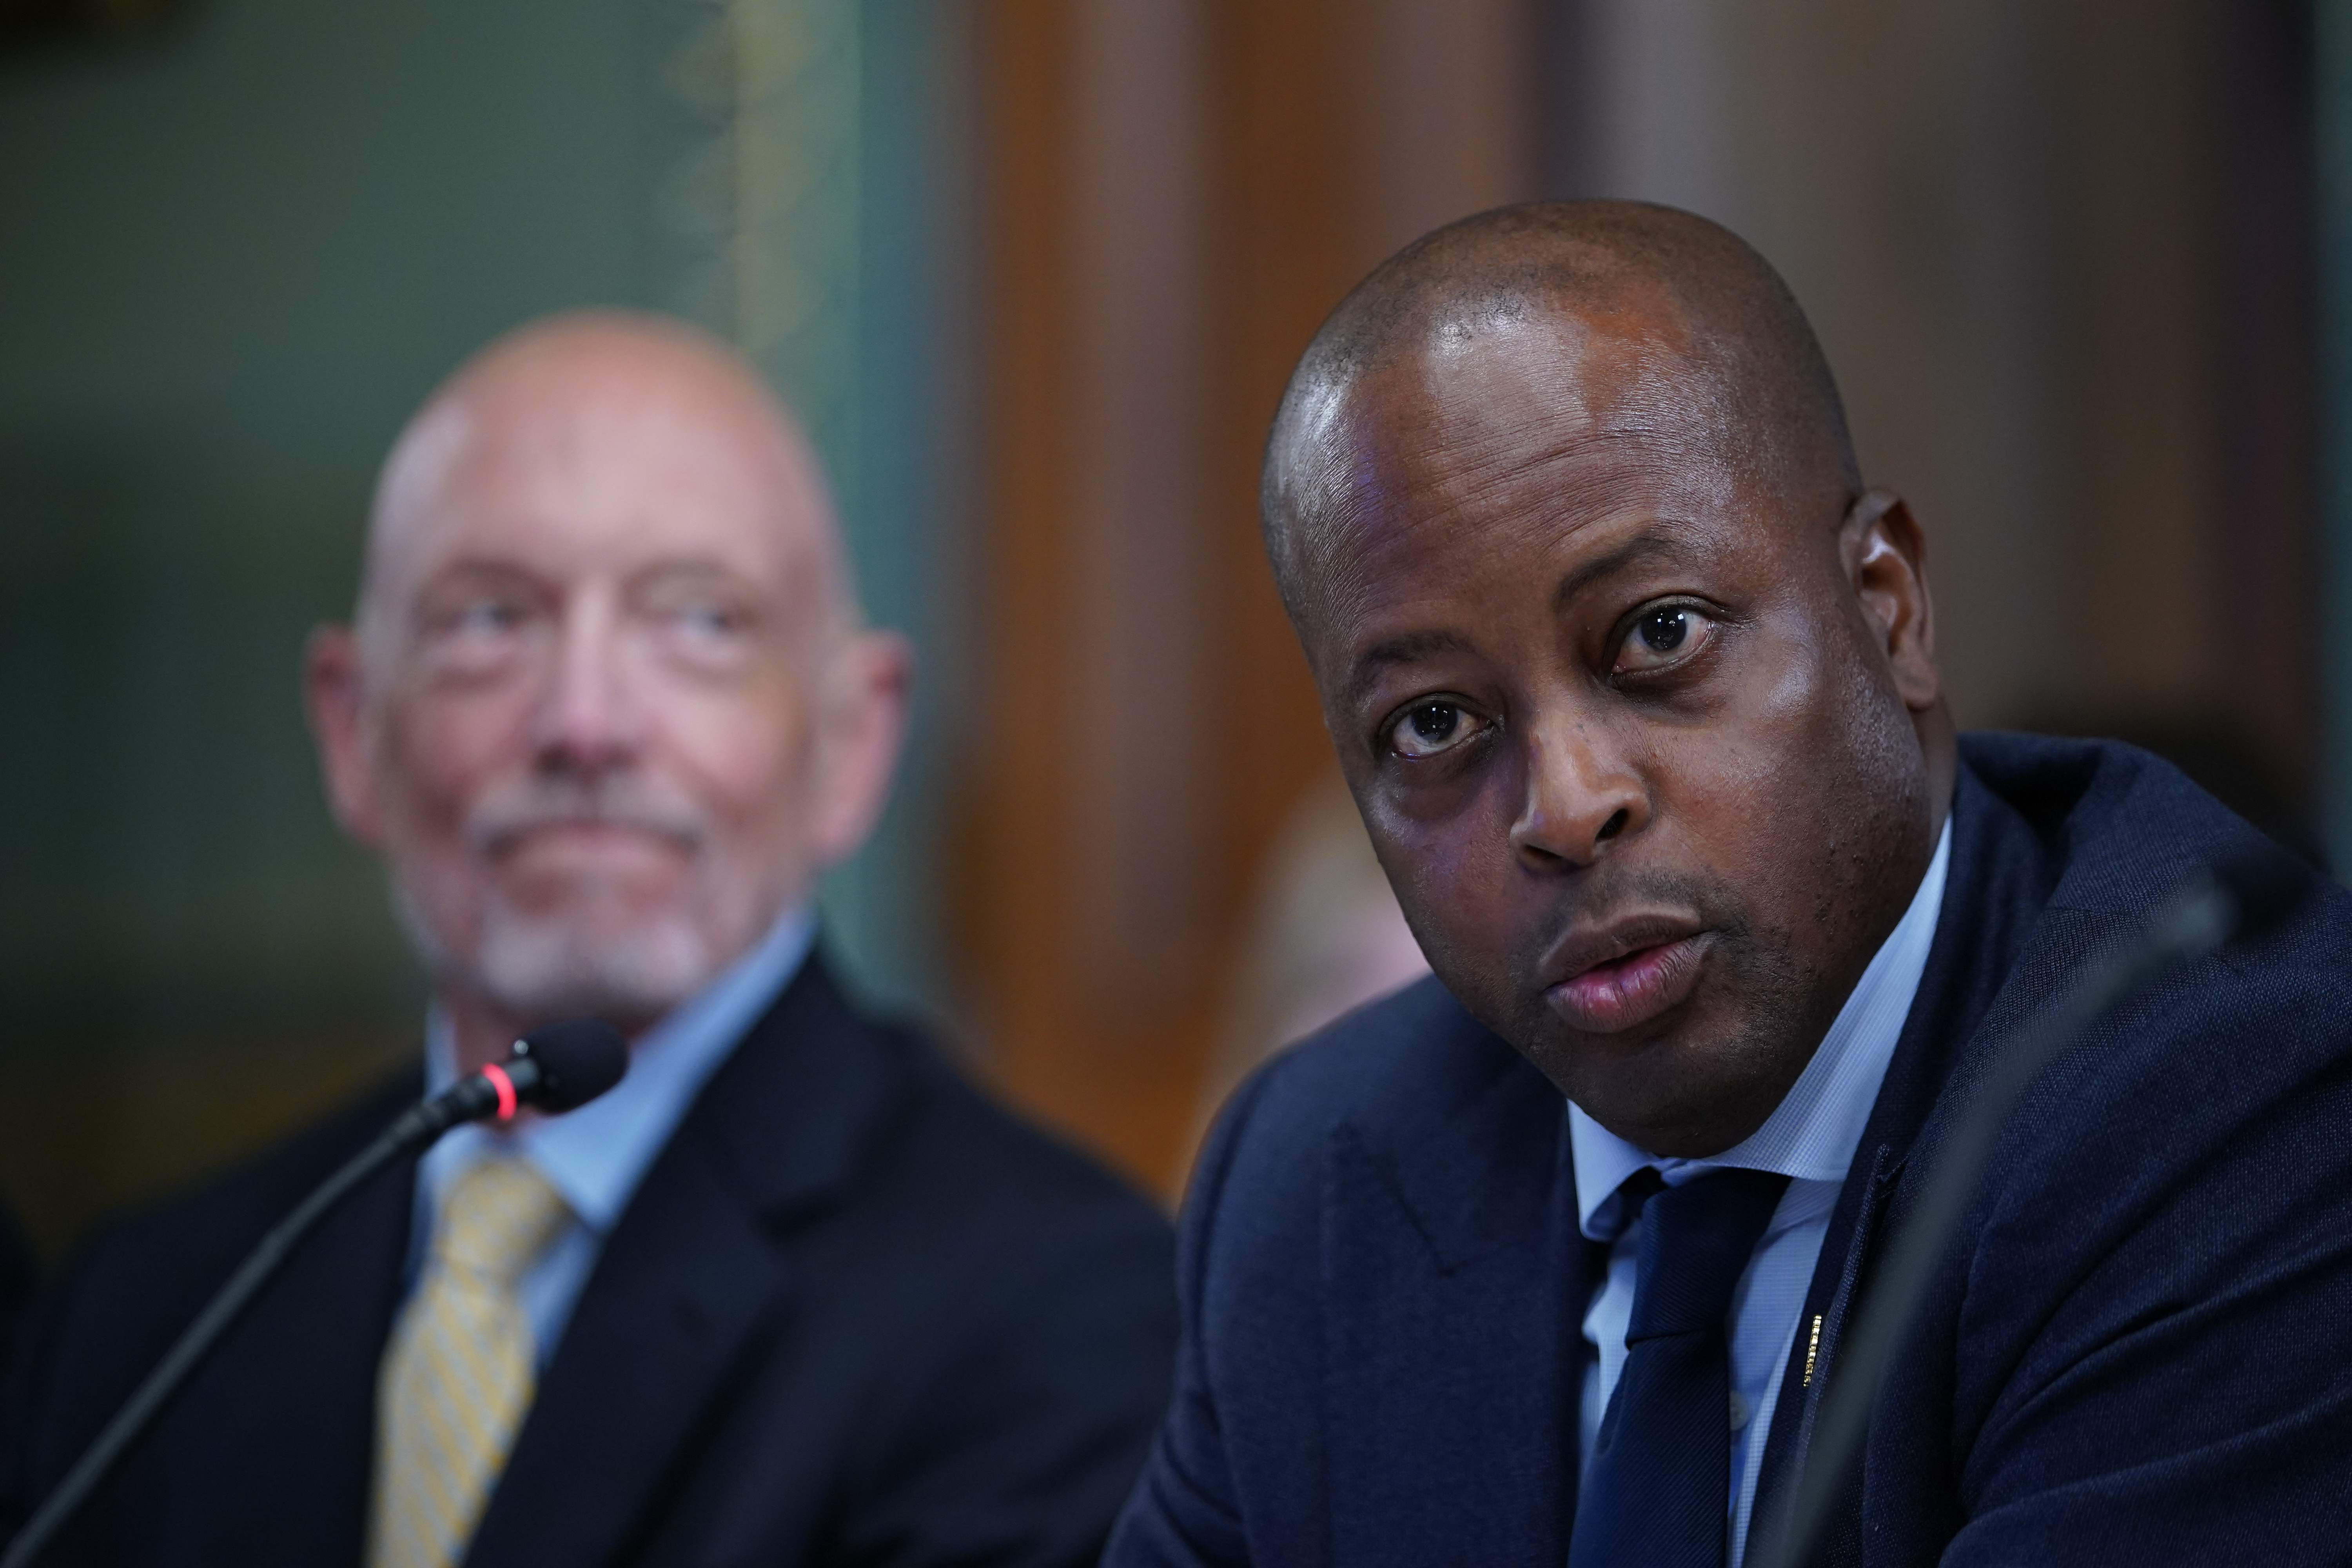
[730,966,1172,1290]
[1860,741,2352,1560]
[886,1024,1175,1243]
[58,1070,417,1308]
[1931,734,2352,1341]
[1956,730,2351,1026]
[1229,976,1533,1147]
[1960,730,2325,912]
[2,1070,419,1501]
[711,954,1164,1229]
[1189,975,1552,1259]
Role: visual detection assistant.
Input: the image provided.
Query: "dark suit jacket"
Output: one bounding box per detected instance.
[0,1202,31,1390]
[3,953,1178,1566]
[1106,734,2352,1566]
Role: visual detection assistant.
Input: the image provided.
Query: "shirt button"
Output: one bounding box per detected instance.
[1728,1391,1751,1430]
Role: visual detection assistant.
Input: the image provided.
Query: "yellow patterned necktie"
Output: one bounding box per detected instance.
[369,1154,572,1568]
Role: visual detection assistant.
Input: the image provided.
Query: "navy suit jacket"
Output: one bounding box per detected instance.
[3,953,1178,1567]
[1107,735,2352,1566]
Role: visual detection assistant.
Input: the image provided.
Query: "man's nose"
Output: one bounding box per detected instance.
[1509,713,1650,869]
[532,599,643,773]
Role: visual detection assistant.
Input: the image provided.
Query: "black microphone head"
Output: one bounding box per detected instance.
[2213,842,2313,946]
[509,1020,629,1113]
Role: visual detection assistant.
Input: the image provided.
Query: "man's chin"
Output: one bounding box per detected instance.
[468,918,719,1033]
[1509,1001,1797,1157]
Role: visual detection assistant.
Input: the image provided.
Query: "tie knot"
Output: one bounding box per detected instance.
[433,1156,570,1287]
[1624,1167,1790,1343]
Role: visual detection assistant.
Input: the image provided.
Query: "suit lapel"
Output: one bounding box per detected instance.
[1747,1142,1901,1568]
[465,1133,786,1567]
[1323,1000,1590,1565]
[464,953,905,1568]
[1748,759,2061,1558]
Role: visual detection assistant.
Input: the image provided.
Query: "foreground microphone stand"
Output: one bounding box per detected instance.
[0,1019,628,1568]
[1759,848,2309,1568]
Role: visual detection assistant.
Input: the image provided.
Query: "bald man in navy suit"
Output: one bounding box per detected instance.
[1107,203,2352,1567]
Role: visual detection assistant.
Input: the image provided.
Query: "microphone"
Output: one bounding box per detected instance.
[1760,846,2311,1568]
[0,1020,628,1568]
[385,1016,630,1143]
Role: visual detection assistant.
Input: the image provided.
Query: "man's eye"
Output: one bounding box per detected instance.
[1612,605,1716,675]
[673,602,740,637]
[448,599,523,636]
[1387,700,1485,759]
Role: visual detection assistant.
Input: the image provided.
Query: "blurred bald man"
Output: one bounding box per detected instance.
[2,313,1177,1568]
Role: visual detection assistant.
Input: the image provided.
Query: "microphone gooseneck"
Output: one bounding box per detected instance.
[1760,846,2311,1568]
[0,1020,629,1568]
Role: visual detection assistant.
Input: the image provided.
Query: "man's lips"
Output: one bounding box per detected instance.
[481,817,697,856]
[1543,920,1712,1035]
[484,819,697,870]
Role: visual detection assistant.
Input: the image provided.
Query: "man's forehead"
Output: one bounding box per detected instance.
[368,369,825,595]
[1298,317,1733,559]
[1288,376,1794,689]
[1350,297,1710,456]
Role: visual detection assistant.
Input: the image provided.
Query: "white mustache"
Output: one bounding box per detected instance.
[466,778,708,856]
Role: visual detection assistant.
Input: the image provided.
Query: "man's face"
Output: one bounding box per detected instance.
[1290,309,1938,1156]
[313,373,874,1031]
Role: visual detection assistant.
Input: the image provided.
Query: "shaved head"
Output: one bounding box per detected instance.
[1265,201,1859,632]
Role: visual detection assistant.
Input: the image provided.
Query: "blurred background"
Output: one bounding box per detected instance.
[3,0,2347,1256]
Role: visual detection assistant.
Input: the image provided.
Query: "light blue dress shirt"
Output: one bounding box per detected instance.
[1572,818,1951,1566]
[406,906,817,1368]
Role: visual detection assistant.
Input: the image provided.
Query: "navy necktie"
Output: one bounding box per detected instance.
[1569,1166,1792,1568]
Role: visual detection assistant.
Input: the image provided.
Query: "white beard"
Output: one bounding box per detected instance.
[391,875,719,1030]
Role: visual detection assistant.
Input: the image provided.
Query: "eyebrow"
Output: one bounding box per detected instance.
[1344,628,1478,708]
[628,557,761,589]
[407,557,546,614]
[1338,530,1708,707]
[1550,532,1697,610]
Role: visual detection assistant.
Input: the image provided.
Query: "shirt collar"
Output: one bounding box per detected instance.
[422,905,817,1234]
[1570,818,1952,1239]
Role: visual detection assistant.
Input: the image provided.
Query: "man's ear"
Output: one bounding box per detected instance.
[1839,489,1940,713]
[303,624,387,847]
[807,629,914,869]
